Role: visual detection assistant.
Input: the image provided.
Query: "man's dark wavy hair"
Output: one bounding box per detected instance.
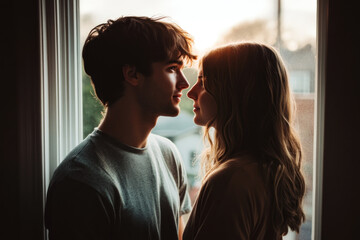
[82,16,197,106]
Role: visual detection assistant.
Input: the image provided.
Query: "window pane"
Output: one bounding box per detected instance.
[80,1,316,239]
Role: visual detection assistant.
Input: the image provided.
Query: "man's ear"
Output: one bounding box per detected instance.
[123,65,141,86]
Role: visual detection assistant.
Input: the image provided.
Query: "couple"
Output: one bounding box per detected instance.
[45,16,305,240]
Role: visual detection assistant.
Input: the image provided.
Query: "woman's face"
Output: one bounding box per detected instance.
[187,67,217,126]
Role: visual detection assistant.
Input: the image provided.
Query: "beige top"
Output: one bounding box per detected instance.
[183,157,282,240]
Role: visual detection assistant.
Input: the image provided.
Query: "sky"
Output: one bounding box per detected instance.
[80,0,317,54]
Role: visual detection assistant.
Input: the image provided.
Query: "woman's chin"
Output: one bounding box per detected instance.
[193,116,206,126]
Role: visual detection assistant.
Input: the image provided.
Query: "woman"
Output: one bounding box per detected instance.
[183,42,305,240]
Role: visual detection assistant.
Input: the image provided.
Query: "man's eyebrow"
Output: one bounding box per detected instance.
[167,59,184,65]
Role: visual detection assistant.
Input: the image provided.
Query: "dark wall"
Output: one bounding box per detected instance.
[1,1,20,238]
[1,0,43,239]
[321,0,360,239]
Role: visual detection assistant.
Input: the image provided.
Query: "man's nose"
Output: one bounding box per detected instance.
[177,71,190,90]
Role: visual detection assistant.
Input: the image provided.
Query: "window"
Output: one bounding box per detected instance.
[77,0,316,239]
[290,71,312,93]
[37,0,358,239]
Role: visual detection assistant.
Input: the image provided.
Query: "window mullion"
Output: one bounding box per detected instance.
[40,2,81,236]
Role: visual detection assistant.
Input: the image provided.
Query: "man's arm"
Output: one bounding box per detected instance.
[179,216,184,240]
[179,213,190,240]
[45,179,113,240]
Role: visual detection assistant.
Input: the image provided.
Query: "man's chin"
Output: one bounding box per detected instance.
[161,106,180,117]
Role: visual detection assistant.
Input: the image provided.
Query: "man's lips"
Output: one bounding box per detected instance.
[173,93,182,103]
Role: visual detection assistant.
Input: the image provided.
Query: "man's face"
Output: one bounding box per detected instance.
[136,58,189,117]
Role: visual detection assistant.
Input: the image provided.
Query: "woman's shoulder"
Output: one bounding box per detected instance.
[207,155,259,179]
[205,155,266,193]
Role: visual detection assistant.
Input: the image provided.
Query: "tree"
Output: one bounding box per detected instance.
[82,71,104,137]
[216,19,277,47]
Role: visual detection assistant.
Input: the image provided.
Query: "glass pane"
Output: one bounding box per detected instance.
[80,1,316,239]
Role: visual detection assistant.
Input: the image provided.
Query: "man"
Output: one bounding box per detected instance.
[45,16,197,240]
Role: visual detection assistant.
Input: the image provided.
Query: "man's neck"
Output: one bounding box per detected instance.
[98,99,158,148]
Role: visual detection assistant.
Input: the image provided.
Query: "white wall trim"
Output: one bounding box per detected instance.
[39,1,49,238]
[312,0,328,239]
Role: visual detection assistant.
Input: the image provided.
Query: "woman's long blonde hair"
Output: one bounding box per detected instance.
[200,42,305,235]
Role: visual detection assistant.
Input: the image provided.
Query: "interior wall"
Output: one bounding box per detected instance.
[321,0,360,239]
[1,0,44,239]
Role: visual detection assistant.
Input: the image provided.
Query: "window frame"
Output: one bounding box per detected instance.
[312,0,328,239]
[39,0,326,239]
[39,1,82,237]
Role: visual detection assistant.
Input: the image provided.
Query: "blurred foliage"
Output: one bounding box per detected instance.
[217,19,276,46]
[82,71,104,138]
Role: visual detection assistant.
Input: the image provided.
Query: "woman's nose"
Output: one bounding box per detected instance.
[187,85,197,100]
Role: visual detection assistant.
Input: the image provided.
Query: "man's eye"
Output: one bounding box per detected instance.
[168,66,177,71]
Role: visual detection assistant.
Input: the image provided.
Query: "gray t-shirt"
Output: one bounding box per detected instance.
[45,129,191,240]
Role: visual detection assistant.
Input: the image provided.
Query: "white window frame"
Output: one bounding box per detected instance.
[39,1,82,237]
[312,0,328,239]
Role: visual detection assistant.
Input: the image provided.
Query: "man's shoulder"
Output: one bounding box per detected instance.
[149,133,175,147]
[148,133,185,180]
[149,133,181,161]
[49,135,115,196]
[55,135,96,172]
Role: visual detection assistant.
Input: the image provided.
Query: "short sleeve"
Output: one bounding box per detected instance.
[45,178,115,240]
[155,134,192,215]
[172,143,192,215]
[178,161,192,215]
